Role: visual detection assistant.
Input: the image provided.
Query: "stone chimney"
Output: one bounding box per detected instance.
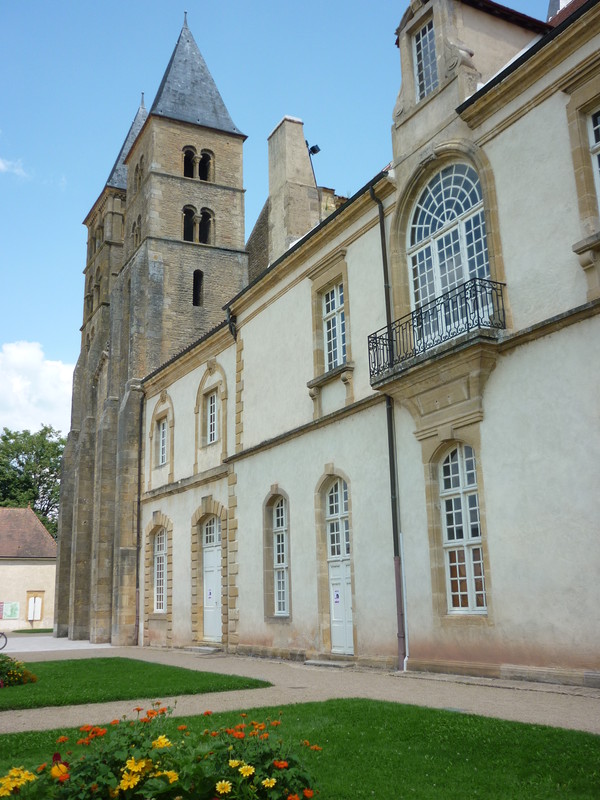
[267,116,320,263]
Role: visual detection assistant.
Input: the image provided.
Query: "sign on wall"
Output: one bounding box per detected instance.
[0,601,19,620]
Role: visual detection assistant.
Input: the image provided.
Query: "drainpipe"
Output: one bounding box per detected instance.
[369,185,407,671]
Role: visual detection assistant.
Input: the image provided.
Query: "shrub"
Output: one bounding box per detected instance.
[0,703,320,798]
[0,655,37,688]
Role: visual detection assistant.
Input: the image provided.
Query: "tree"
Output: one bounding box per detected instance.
[0,425,66,538]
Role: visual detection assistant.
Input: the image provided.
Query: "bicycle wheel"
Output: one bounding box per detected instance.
[0,632,6,650]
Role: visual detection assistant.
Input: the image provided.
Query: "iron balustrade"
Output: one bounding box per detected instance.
[368,277,506,379]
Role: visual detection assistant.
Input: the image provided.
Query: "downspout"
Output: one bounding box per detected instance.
[134,390,144,646]
[369,184,407,671]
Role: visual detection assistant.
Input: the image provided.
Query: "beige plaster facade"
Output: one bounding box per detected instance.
[58,1,600,686]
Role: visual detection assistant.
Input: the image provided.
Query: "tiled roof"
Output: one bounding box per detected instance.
[0,507,57,559]
[106,101,149,191]
[150,20,243,136]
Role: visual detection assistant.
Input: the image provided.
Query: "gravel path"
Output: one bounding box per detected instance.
[2,637,599,736]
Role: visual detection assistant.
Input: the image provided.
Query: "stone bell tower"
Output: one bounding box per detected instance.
[56,16,248,644]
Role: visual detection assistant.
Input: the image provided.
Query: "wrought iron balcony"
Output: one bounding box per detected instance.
[368,277,506,380]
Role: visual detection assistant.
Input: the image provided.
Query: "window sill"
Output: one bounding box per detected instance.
[307,361,354,391]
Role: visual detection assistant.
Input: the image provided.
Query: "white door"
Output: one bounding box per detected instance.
[326,479,354,655]
[203,517,222,642]
[328,558,353,654]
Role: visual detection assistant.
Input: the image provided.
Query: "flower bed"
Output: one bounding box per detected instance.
[0,703,320,798]
[0,655,37,688]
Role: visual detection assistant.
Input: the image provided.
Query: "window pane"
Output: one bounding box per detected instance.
[414,19,439,100]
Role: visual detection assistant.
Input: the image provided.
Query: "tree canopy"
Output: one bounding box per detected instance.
[0,425,65,538]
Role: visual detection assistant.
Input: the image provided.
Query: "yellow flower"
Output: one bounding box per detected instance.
[262,777,277,788]
[239,765,255,778]
[50,763,69,780]
[156,770,179,784]
[125,757,151,773]
[119,771,141,791]
[216,779,233,794]
[152,734,172,748]
[228,759,242,768]
[4,768,36,788]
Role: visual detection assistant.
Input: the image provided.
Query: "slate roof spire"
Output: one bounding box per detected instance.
[150,19,243,136]
[105,98,148,191]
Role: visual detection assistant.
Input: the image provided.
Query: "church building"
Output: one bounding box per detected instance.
[56,0,600,686]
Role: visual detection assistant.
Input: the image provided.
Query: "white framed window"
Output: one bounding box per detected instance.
[408,164,490,340]
[206,390,218,444]
[153,528,167,613]
[326,479,350,559]
[273,498,289,616]
[203,515,222,546]
[158,418,167,466]
[323,283,346,371]
[413,19,439,101]
[588,108,600,205]
[440,445,486,613]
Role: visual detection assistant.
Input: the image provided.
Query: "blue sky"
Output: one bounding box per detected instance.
[0,0,552,434]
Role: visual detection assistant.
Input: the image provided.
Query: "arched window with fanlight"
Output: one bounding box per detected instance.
[408,163,492,344]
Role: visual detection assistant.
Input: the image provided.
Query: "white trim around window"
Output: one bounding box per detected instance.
[153,528,167,613]
[440,445,486,614]
[273,497,289,616]
[413,18,439,101]
[322,282,346,371]
[588,108,600,207]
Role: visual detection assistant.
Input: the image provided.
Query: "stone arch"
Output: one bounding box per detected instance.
[143,511,174,647]
[190,497,227,643]
[390,140,508,327]
[313,464,356,655]
[194,359,228,469]
[148,390,175,489]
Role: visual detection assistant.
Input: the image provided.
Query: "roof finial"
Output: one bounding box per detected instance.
[140,91,145,109]
[183,10,188,28]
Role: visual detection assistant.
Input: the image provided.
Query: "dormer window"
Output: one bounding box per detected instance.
[414,18,438,101]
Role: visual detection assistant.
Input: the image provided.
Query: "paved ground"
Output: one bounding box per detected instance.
[2,634,600,736]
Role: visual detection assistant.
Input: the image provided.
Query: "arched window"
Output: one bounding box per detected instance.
[132,221,138,248]
[198,150,213,182]
[263,492,291,620]
[326,479,350,559]
[409,163,489,308]
[139,156,144,189]
[134,164,140,193]
[439,444,486,613]
[198,208,213,244]
[153,528,167,613]
[183,148,196,178]
[183,206,196,242]
[193,269,204,306]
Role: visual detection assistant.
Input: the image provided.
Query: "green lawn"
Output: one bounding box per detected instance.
[0,658,269,710]
[1,699,598,798]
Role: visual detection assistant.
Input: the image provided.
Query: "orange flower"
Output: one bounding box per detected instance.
[110,719,120,726]
[240,713,247,718]
[260,732,269,740]
[203,710,213,716]
[273,760,288,770]
[288,795,300,800]
[158,707,168,714]
[232,731,245,739]
[178,724,188,731]
[36,763,47,773]
[211,731,220,737]
[79,725,92,732]
[270,720,281,727]
[310,745,322,751]
[56,736,69,743]
[134,706,143,712]
[303,790,315,798]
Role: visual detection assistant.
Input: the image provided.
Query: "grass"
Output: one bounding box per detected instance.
[11,629,54,634]
[0,658,269,710]
[0,699,598,798]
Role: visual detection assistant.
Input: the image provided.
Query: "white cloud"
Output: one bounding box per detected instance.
[0,156,28,178]
[0,342,74,435]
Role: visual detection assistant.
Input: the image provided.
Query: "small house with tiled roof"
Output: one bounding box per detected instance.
[0,507,57,631]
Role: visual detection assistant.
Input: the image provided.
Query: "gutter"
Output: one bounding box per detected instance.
[369,186,408,671]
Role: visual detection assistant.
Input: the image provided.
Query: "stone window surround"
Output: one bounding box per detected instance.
[263,486,292,623]
[307,249,355,419]
[191,497,227,644]
[143,512,174,646]
[194,358,228,469]
[565,71,600,300]
[390,143,509,329]
[148,390,175,490]
[313,465,356,656]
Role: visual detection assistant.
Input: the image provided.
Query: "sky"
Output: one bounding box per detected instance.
[0,0,552,436]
